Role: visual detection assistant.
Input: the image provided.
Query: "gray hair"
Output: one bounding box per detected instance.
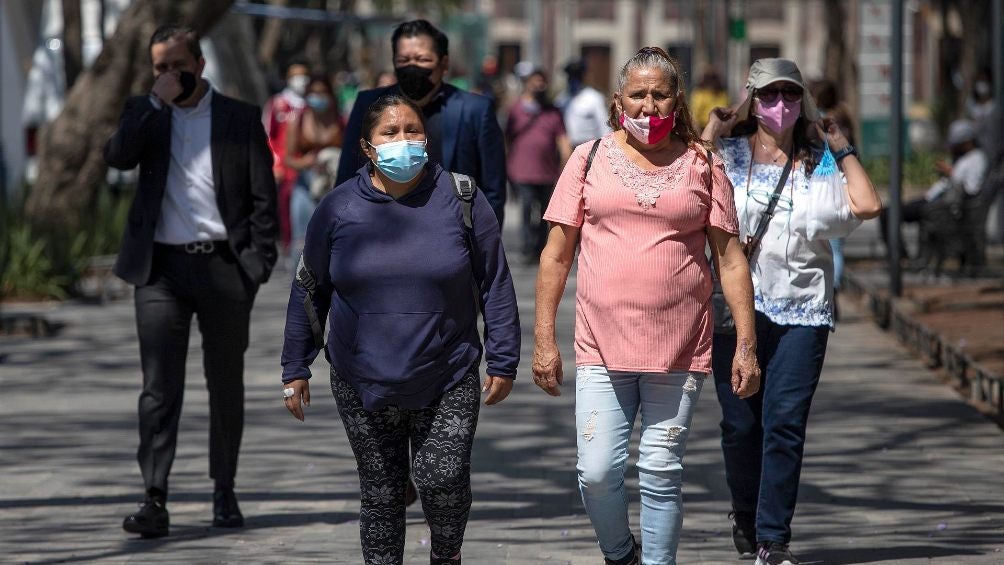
[616,47,682,93]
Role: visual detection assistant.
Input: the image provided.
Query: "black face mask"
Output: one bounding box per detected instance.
[395,65,437,100]
[174,71,198,104]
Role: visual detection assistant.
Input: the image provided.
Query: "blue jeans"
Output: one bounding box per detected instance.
[712,313,829,545]
[576,365,706,565]
[289,180,317,271]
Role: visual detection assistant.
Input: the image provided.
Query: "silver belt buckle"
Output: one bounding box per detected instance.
[184,241,216,254]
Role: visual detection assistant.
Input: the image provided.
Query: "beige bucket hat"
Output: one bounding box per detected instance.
[735,58,820,123]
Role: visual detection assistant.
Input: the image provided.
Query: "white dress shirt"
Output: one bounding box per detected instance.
[563,86,613,147]
[152,87,228,244]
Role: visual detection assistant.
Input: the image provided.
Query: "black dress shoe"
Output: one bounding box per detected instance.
[123,498,169,538]
[212,488,244,528]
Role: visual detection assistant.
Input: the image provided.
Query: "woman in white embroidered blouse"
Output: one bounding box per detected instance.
[701,58,881,565]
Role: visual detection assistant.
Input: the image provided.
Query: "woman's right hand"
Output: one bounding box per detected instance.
[704,107,739,141]
[531,341,564,396]
[730,337,760,399]
[282,378,311,421]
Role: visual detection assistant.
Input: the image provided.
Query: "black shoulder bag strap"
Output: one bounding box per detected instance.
[744,148,793,258]
[582,138,601,182]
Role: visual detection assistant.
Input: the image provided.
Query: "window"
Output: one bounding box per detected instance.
[663,0,684,20]
[577,0,616,20]
[493,0,525,19]
[666,44,694,86]
[497,43,522,77]
[748,0,784,21]
[581,44,613,92]
[749,44,781,63]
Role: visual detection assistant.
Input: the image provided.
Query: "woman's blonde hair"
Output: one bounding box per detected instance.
[609,46,713,157]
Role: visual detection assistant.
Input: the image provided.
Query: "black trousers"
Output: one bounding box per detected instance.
[134,245,257,497]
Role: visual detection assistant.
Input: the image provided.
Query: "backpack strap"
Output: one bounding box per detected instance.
[295,254,325,349]
[450,172,476,229]
[449,171,482,313]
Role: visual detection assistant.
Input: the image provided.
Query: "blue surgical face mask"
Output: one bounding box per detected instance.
[306,93,330,112]
[368,139,428,183]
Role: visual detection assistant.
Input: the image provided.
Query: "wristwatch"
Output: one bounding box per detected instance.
[831,144,858,162]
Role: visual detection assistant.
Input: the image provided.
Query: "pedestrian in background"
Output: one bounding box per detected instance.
[280,93,520,565]
[105,24,278,538]
[262,59,310,255]
[285,74,344,267]
[703,58,881,565]
[690,67,729,130]
[533,47,760,565]
[558,59,613,147]
[335,19,508,226]
[505,68,571,262]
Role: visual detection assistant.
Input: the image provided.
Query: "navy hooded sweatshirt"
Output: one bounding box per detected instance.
[280,163,520,410]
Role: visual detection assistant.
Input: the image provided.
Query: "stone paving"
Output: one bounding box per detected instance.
[2,219,1003,564]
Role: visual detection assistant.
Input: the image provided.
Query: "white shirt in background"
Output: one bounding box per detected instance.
[925,148,988,202]
[563,86,613,147]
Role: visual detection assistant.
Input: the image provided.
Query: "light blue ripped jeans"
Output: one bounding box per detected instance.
[576,365,706,565]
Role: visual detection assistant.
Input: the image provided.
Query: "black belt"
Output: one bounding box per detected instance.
[155,240,228,255]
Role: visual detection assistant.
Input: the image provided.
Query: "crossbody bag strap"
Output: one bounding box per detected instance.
[745,149,793,258]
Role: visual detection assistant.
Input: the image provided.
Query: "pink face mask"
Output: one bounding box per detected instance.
[620,111,676,145]
[755,97,801,133]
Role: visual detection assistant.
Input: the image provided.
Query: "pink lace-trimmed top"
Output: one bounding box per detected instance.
[543,134,739,374]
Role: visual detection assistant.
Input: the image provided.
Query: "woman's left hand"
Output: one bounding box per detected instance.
[730,337,761,399]
[482,375,513,405]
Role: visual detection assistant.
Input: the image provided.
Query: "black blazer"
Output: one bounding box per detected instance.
[104,92,278,286]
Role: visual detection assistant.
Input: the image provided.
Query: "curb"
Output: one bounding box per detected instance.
[842,269,1004,421]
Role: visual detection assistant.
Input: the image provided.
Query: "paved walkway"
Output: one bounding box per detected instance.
[2,223,1003,564]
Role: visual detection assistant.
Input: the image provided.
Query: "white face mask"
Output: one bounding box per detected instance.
[288,74,310,96]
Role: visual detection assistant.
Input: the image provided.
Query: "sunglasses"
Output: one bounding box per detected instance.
[757,86,803,103]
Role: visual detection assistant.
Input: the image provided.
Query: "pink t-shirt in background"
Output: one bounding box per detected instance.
[543,134,739,374]
[505,102,567,185]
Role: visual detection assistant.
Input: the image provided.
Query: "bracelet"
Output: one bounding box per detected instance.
[831,144,857,162]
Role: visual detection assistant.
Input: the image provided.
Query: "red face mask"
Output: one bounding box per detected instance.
[620,111,676,145]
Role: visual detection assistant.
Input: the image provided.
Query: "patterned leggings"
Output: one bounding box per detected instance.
[331,369,480,565]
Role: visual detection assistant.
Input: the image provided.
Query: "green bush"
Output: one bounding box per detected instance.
[861,150,945,192]
[0,184,130,301]
[0,220,69,300]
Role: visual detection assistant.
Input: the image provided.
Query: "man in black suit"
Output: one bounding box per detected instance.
[104,24,277,538]
[335,19,508,225]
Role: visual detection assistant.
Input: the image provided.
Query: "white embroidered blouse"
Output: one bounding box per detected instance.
[716,136,861,328]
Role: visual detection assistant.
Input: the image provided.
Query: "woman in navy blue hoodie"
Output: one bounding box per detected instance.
[280,93,520,565]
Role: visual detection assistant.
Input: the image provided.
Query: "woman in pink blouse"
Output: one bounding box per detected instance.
[532,47,760,565]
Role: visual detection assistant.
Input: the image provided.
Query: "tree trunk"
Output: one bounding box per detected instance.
[257,0,291,67]
[62,0,83,89]
[26,0,236,235]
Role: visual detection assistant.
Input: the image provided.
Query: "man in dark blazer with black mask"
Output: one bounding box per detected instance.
[104,24,277,538]
[335,19,508,226]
